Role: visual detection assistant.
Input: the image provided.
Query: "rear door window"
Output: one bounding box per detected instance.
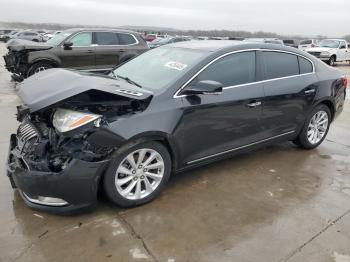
[262,51,299,79]
[193,51,256,87]
[117,33,137,45]
[95,32,119,45]
[298,57,313,74]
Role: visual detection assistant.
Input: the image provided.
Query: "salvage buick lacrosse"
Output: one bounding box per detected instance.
[7,41,347,213]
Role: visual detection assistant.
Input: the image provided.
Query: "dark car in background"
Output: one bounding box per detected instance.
[148,36,191,48]
[3,28,149,80]
[282,39,298,48]
[6,41,347,213]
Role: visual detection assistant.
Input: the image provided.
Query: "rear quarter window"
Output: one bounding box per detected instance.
[117,33,137,45]
[298,56,313,74]
[263,51,299,79]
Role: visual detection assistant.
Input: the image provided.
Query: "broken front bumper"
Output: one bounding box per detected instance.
[7,134,110,213]
[3,53,16,72]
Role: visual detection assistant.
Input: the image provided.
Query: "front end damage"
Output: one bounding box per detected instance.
[3,39,53,80]
[7,80,152,212]
[4,50,29,76]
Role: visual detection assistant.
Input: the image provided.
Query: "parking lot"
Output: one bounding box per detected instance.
[0,41,349,262]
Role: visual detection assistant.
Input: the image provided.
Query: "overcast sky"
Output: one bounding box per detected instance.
[0,0,349,36]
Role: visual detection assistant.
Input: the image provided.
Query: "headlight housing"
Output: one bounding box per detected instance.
[53,108,101,133]
[320,51,331,57]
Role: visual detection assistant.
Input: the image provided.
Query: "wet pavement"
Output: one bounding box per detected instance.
[0,42,350,262]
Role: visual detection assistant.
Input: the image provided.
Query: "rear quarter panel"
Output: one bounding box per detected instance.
[314,64,346,120]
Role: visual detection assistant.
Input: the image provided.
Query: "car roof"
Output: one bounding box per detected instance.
[167,40,302,53]
[64,28,138,34]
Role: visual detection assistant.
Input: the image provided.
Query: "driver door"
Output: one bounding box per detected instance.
[58,31,96,69]
[179,51,265,164]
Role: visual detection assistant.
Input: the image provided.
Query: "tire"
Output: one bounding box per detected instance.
[328,56,336,66]
[294,104,331,149]
[103,141,171,207]
[27,62,53,77]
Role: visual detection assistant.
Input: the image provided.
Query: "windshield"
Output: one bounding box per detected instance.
[112,47,207,90]
[317,40,340,48]
[46,32,71,46]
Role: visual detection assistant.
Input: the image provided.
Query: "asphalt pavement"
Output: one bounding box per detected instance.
[0,43,350,262]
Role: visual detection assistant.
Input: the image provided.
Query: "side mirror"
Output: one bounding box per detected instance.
[182,80,223,96]
[63,41,73,50]
[339,45,346,49]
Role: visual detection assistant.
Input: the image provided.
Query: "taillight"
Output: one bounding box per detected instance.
[341,75,348,89]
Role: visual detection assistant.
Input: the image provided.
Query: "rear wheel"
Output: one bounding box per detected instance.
[294,104,331,149]
[27,62,53,77]
[103,141,171,207]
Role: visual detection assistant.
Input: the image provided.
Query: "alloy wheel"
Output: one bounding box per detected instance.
[307,110,329,145]
[115,148,165,200]
[34,66,48,74]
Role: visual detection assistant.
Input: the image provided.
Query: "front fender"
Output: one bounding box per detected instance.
[28,51,61,66]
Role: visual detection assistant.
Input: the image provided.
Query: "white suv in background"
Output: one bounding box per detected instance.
[306,39,350,66]
[298,39,319,51]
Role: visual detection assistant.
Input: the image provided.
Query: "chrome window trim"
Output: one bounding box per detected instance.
[173,48,316,98]
[186,131,295,165]
[61,31,139,48]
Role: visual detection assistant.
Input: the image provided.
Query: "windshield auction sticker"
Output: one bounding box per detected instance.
[165,61,188,71]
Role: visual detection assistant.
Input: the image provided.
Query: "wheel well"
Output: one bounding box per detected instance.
[319,100,335,121]
[97,135,177,195]
[29,59,58,68]
[130,136,178,171]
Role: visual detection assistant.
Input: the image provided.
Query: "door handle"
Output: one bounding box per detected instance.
[119,50,126,52]
[304,89,316,94]
[87,50,94,53]
[247,101,262,108]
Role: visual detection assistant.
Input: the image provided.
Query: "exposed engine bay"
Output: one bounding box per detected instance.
[15,89,151,173]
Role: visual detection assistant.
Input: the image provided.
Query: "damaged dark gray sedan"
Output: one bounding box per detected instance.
[7,41,347,213]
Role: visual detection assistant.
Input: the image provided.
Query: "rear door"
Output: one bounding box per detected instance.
[260,51,317,138]
[94,32,140,69]
[94,31,121,70]
[58,31,96,69]
[180,51,265,164]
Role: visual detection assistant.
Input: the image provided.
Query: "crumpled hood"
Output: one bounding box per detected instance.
[7,39,53,51]
[305,47,333,52]
[17,69,153,112]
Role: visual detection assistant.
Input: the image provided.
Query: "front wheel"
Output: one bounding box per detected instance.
[294,104,331,149]
[27,62,53,77]
[103,141,171,207]
[328,56,336,66]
